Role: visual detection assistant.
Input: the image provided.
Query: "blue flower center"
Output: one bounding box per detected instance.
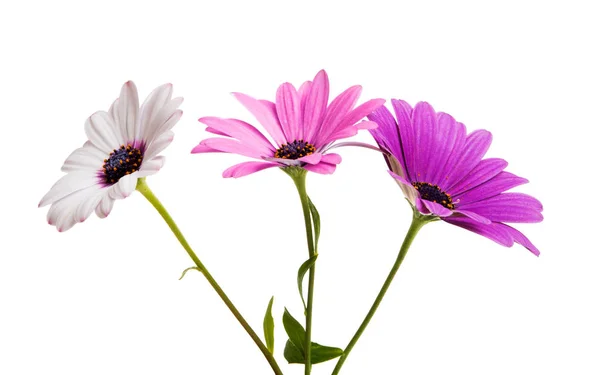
[102,144,143,185]
[274,139,316,160]
[412,182,455,209]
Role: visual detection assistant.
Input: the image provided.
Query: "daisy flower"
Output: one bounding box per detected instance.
[192,70,385,177]
[39,81,183,232]
[368,100,543,255]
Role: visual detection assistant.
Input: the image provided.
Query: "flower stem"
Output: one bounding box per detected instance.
[284,167,316,375]
[136,178,284,375]
[331,209,436,375]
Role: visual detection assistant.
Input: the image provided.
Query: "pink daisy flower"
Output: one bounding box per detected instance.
[192,70,385,177]
[39,81,183,232]
[368,100,543,255]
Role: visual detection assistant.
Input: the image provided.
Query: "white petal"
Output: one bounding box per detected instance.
[142,102,183,144]
[116,81,140,143]
[144,131,174,160]
[61,141,105,172]
[138,156,166,177]
[84,111,123,153]
[108,173,137,199]
[139,84,173,135]
[95,194,115,219]
[46,185,103,232]
[39,172,99,207]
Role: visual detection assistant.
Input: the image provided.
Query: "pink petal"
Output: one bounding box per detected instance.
[196,138,265,159]
[199,117,275,155]
[232,92,286,145]
[223,161,279,178]
[303,161,337,174]
[303,70,330,143]
[298,152,322,165]
[276,83,301,141]
[316,85,362,142]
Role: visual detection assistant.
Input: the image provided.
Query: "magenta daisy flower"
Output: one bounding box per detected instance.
[192,70,385,177]
[39,81,183,232]
[368,100,543,255]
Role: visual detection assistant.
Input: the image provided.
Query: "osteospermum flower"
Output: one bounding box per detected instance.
[192,70,384,177]
[368,100,543,255]
[39,81,183,231]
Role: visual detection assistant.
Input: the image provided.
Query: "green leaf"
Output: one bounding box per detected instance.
[283,339,305,364]
[308,196,320,251]
[310,343,344,364]
[284,340,344,364]
[178,266,203,280]
[263,297,275,354]
[282,309,343,365]
[297,255,318,314]
[282,308,305,352]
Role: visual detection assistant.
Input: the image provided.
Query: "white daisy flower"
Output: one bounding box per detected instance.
[39,81,183,231]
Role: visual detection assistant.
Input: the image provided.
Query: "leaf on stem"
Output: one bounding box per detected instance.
[308,196,320,251]
[263,296,275,354]
[178,266,203,280]
[282,308,343,364]
[297,255,318,314]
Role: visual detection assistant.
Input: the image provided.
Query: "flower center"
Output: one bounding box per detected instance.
[102,144,143,185]
[412,181,455,209]
[274,139,316,160]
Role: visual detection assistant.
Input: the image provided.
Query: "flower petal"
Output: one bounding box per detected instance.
[427,112,464,186]
[303,70,330,143]
[442,129,492,190]
[232,92,286,145]
[320,99,385,145]
[303,161,337,174]
[315,85,361,144]
[138,156,166,177]
[61,141,105,172]
[223,161,279,178]
[298,152,322,165]
[455,171,528,205]
[47,185,103,232]
[500,223,541,256]
[391,99,417,182]
[115,81,140,143]
[95,193,115,219]
[411,102,437,182]
[453,209,492,224]
[421,200,453,217]
[199,117,275,155]
[195,138,266,159]
[276,82,301,141]
[447,158,508,196]
[144,131,174,160]
[389,170,419,205]
[108,174,137,200]
[459,193,543,223]
[39,172,99,207]
[84,111,123,153]
[444,216,513,247]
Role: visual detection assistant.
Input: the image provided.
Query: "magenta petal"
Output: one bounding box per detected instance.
[276,83,301,141]
[421,200,453,217]
[303,70,330,143]
[427,112,462,186]
[500,223,541,256]
[453,209,492,224]
[455,171,529,205]
[391,99,417,182]
[368,106,405,172]
[460,193,543,223]
[443,129,492,190]
[303,161,337,174]
[444,217,513,247]
[222,161,279,178]
[412,102,437,182]
[448,158,508,196]
[205,127,229,137]
[232,92,286,145]
[298,152,322,165]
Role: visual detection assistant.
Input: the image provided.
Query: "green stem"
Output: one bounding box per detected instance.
[284,167,316,375]
[331,209,436,375]
[136,178,284,375]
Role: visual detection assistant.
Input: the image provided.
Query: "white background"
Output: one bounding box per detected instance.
[1,1,598,374]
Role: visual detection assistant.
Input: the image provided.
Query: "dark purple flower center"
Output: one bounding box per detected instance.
[274,139,316,160]
[412,181,455,209]
[102,144,144,185]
